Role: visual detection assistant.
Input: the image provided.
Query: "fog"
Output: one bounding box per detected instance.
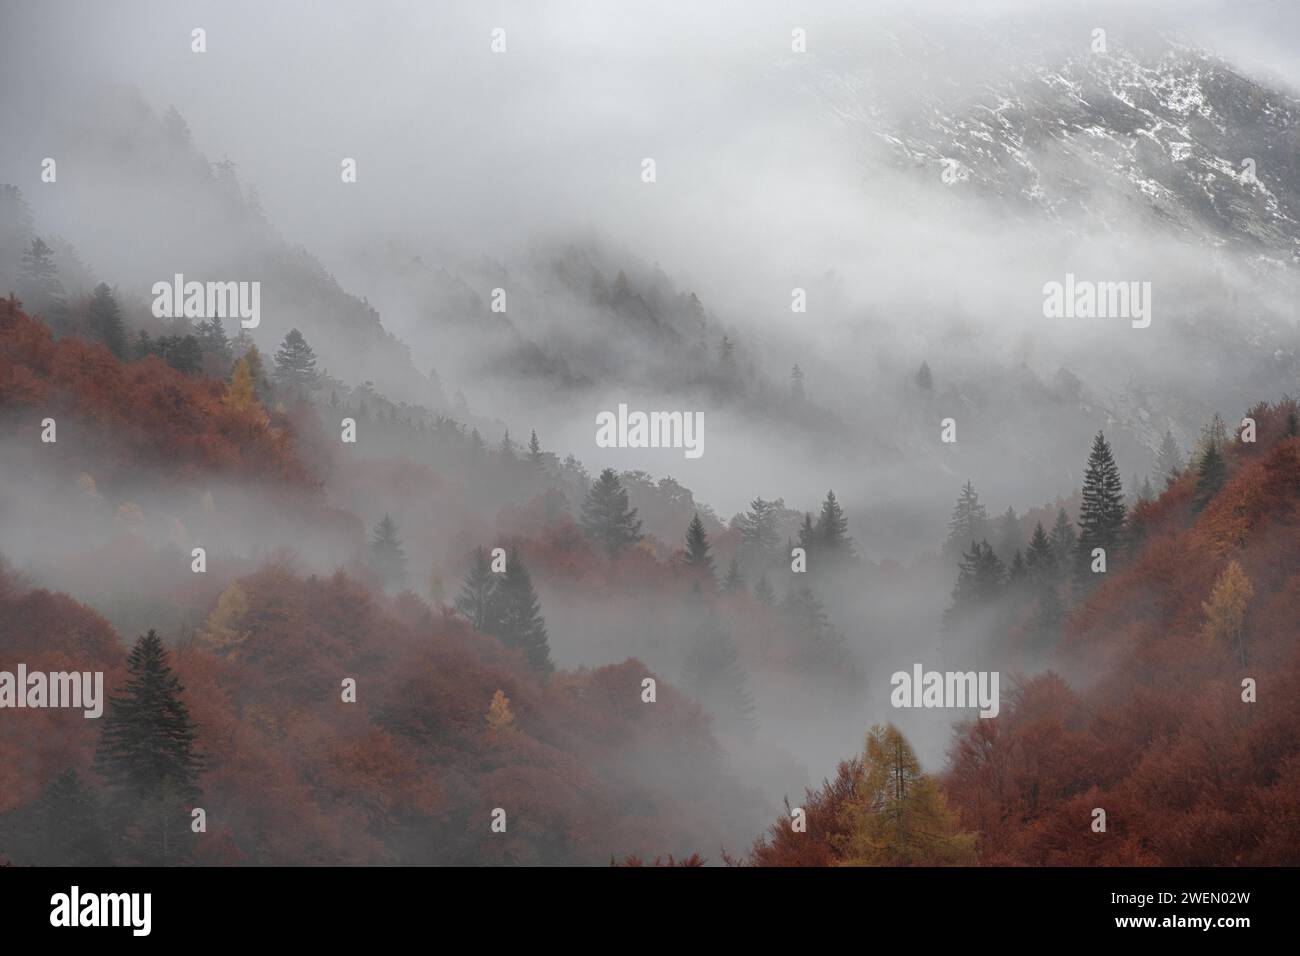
[2,0,1298,860]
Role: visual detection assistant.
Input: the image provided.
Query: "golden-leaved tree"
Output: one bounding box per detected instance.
[1202,559,1253,667]
[835,724,975,866]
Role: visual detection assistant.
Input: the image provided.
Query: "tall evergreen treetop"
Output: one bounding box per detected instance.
[495,548,553,675]
[88,282,129,360]
[94,630,202,801]
[580,468,643,556]
[273,328,318,392]
[815,490,854,559]
[1076,431,1125,572]
[370,514,408,591]
[683,512,714,575]
[946,480,989,552]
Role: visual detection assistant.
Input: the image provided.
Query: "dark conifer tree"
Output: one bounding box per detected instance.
[1193,442,1228,512]
[494,548,553,675]
[370,514,408,590]
[580,468,643,556]
[754,574,776,606]
[1025,521,1054,579]
[945,480,989,558]
[1048,508,1077,578]
[273,328,318,393]
[1076,432,1125,578]
[88,282,128,359]
[683,512,714,575]
[814,490,854,559]
[721,556,745,593]
[95,630,202,800]
[455,547,500,633]
[1156,430,1184,486]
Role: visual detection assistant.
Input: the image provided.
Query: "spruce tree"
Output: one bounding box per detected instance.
[797,513,817,551]
[370,514,408,591]
[945,481,989,557]
[1193,442,1228,512]
[527,430,543,466]
[455,547,500,633]
[683,512,714,575]
[754,574,776,606]
[95,630,202,800]
[273,328,318,393]
[1076,432,1125,577]
[580,468,643,556]
[814,490,854,559]
[18,237,64,308]
[1159,431,1190,486]
[995,506,1019,563]
[1048,508,1077,576]
[915,360,933,390]
[88,283,128,359]
[1025,521,1054,579]
[721,557,745,593]
[494,548,553,674]
[944,540,1006,627]
[790,363,806,402]
[738,496,782,560]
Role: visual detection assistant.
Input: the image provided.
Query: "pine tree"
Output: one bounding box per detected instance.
[88,283,128,359]
[95,630,202,800]
[1076,432,1125,578]
[18,237,64,308]
[915,360,933,390]
[580,468,643,556]
[945,481,989,557]
[738,497,782,560]
[456,548,500,632]
[1048,508,1077,576]
[0,769,112,865]
[944,540,1005,627]
[1193,442,1228,513]
[527,430,543,466]
[721,556,745,593]
[499,430,517,462]
[754,574,776,606]
[1159,429,1190,486]
[815,490,854,560]
[1009,549,1027,583]
[370,514,408,591]
[494,549,553,674]
[1138,474,1155,502]
[683,512,714,575]
[194,317,233,371]
[273,328,318,393]
[1025,521,1054,580]
[797,513,817,551]
[682,607,755,738]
